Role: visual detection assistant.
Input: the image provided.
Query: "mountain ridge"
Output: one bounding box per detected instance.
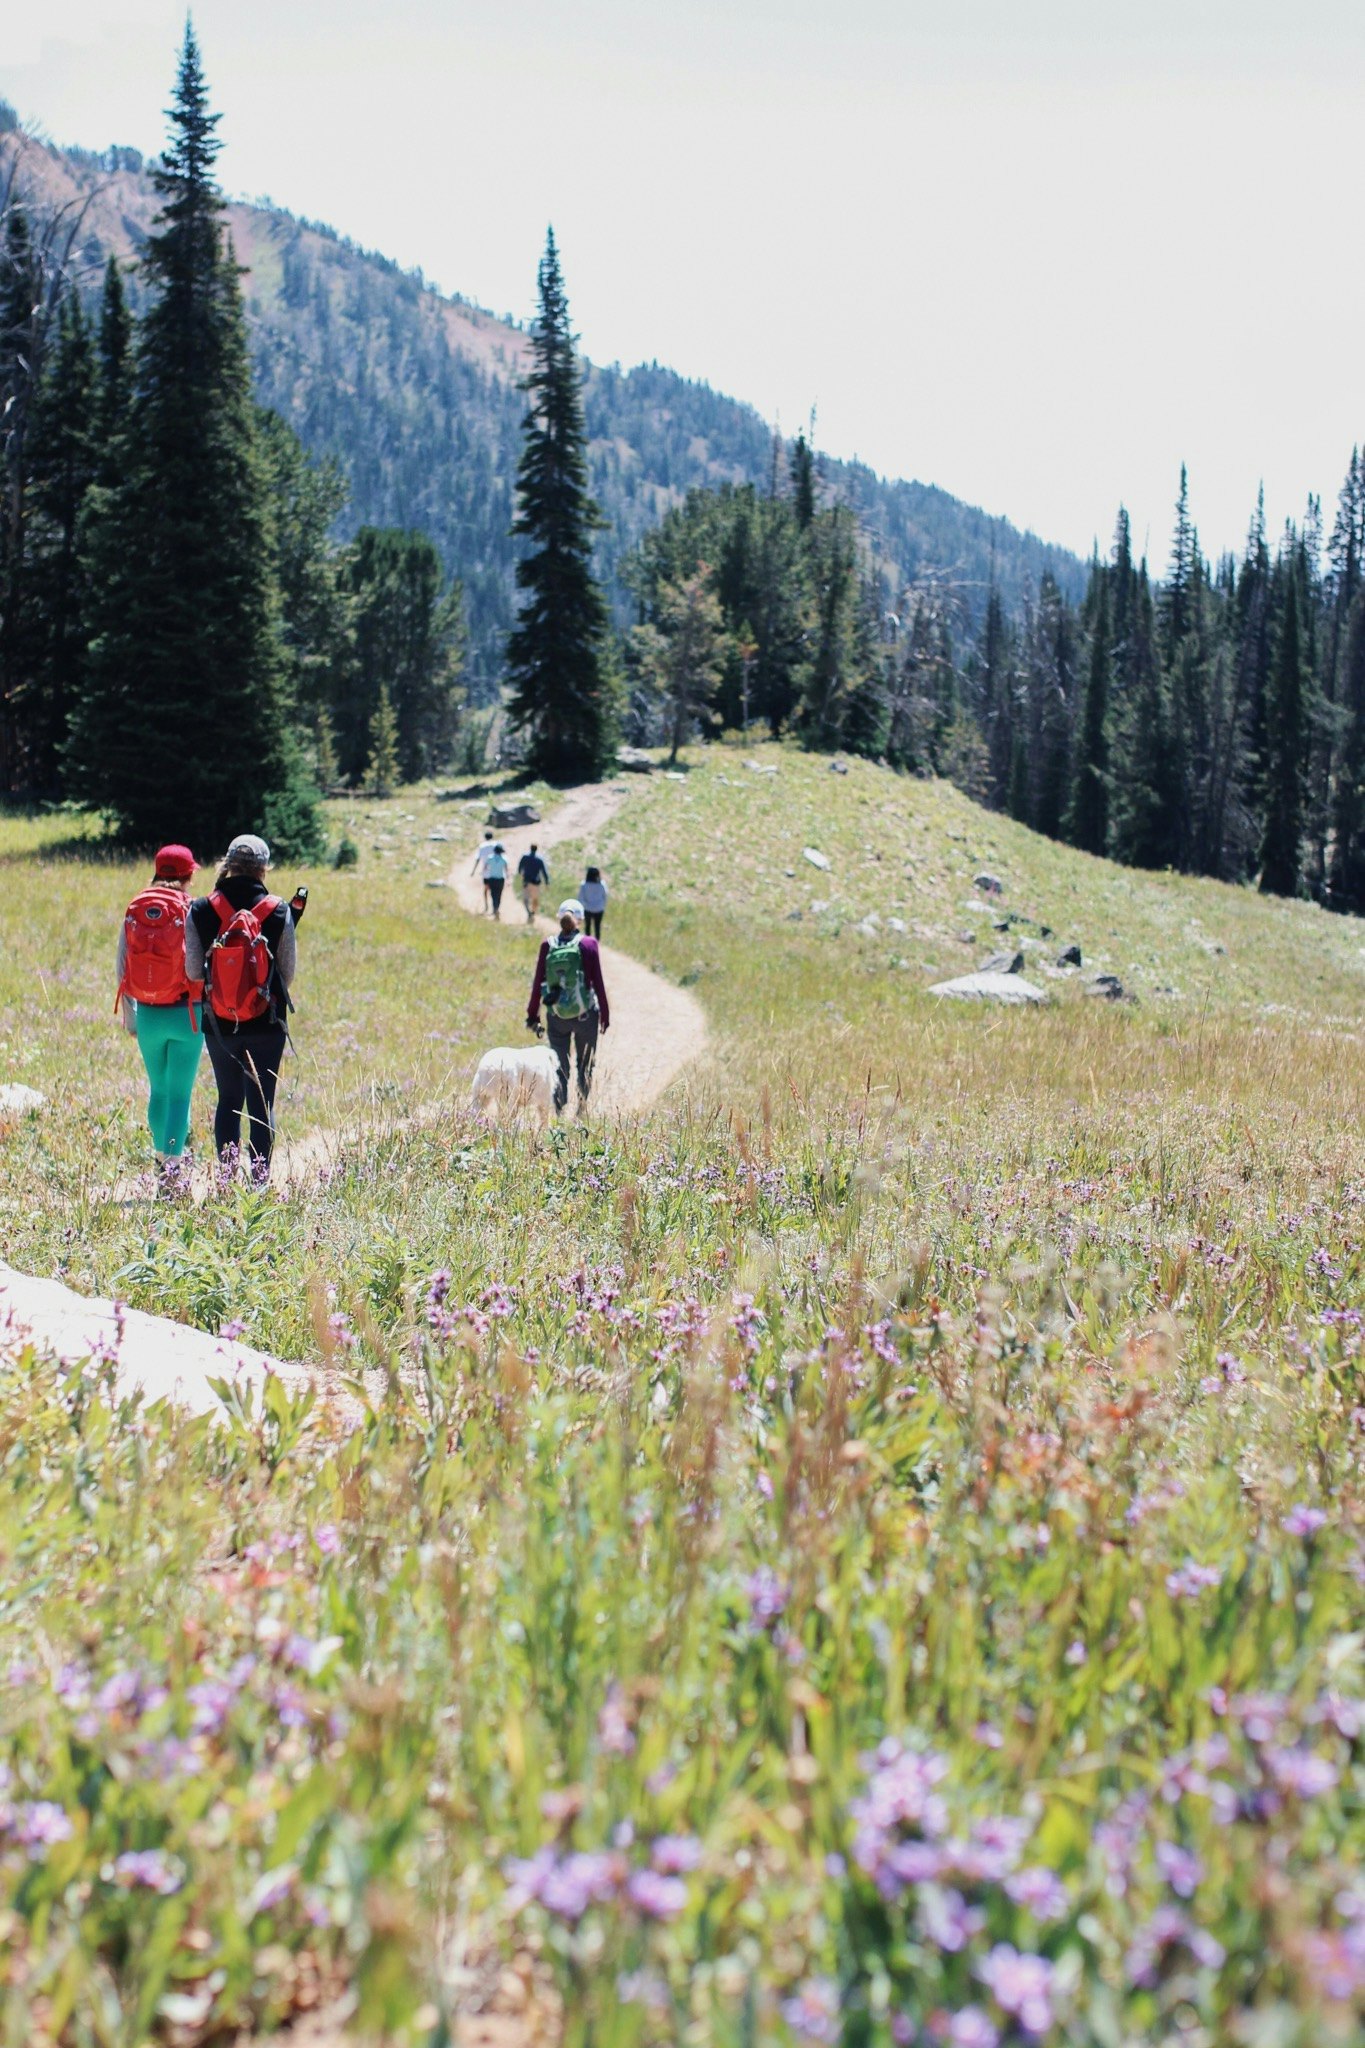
[1,118,1086,697]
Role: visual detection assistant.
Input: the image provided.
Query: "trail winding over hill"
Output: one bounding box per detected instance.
[453,782,708,1115]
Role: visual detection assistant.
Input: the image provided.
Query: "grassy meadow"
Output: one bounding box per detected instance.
[2,748,1365,2047]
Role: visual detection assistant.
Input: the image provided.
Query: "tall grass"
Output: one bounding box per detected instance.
[1,764,1364,2046]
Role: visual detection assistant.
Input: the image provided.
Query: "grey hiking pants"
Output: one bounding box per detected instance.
[546,1008,599,1111]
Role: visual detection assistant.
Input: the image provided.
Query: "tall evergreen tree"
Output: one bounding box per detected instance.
[1110,565,1180,868]
[0,203,42,787]
[94,256,133,481]
[69,26,318,853]
[789,432,816,530]
[505,229,611,781]
[631,565,728,762]
[1066,572,1110,855]
[1033,572,1076,840]
[1328,588,1365,911]
[25,291,96,788]
[1258,554,1308,896]
[797,505,862,747]
[979,583,1012,803]
[332,525,463,781]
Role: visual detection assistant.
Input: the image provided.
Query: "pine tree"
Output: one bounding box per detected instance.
[505,229,611,782]
[1328,588,1365,911]
[94,257,133,479]
[632,565,728,762]
[69,25,319,854]
[1110,566,1179,868]
[1160,464,1197,665]
[1258,554,1308,896]
[364,683,400,797]
[25,291,96,789]
[332,526,464,781]
[789,432,816,530]
[980,584,1012,803]
[0,203,42,787]
[1066,573,1110,855]
[1033,573,1076,840]
[797,505,862,747]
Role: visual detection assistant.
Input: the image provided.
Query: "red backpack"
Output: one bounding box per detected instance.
[117,887,200,1022]
[206,891,282,1025]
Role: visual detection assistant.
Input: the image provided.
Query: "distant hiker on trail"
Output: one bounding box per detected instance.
[485,841,509,920]
[187,834,297,1183]
[116,842,203,1180]
[580,865,608,939]
[527,898,610,1116]
[518,843,550,922]
[471,829,497,912]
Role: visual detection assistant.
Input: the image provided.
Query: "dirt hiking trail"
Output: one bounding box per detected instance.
[6,784,708,1433]
[454,782,707,1115]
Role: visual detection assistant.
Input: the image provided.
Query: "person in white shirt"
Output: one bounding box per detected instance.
[470,830,496,912]
[579,866,608,939]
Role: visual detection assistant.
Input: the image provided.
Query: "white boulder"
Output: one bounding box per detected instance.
[928,971,1046,1005]
[0,1084,45,1114]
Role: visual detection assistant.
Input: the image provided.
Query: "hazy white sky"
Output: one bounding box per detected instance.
[5,1,1362,567]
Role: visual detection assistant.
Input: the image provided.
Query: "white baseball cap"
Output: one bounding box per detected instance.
[558,898,584,923]
[225,833,271,865]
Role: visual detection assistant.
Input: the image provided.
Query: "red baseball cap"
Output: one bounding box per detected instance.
[153,843,196,880]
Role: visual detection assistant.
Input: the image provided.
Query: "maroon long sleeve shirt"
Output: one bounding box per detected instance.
[527,934,609,1030]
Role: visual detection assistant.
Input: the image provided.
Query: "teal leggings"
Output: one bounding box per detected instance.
[135,1003,204,1158]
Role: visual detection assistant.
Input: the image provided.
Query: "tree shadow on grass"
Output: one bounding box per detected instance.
[0,802,127,869]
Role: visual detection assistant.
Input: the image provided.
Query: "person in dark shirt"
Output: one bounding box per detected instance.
[526,898,610,1115]
[187,833,297,1181]
[517,843,550,922]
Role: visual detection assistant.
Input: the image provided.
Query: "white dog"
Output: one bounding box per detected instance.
[470,1045,558,1126]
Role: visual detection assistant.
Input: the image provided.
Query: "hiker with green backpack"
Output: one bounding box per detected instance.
[526,898,610,1116]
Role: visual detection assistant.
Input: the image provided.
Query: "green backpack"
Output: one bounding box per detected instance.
[545,933,591,1020]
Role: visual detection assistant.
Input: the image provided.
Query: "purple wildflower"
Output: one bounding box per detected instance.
[780,1978,841,2044]
[626,1868,688,1920]
[729,1293,764,1355]
[943,2011,1000,2048]
[1005,1865,1071,1921]
[975,1945,1055,2037]
[1166,1560,1222,1599]
[314,1522,341,1556]
[1282,1504,1328,1537]
[745,1566,790,1629]
[597,1685,636,1757]
[1155,1841,1203,1899]
[1265,1747,1337,1798]
[1126,1905,1224,1987]
[8,1801,74,1855]
[650,1834,702,1874]
[112,1848,183,1894]
[917,1884,986,1952]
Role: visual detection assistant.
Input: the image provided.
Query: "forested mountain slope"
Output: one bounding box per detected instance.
[2,121,1083,695]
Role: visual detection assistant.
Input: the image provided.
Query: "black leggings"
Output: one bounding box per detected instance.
[584,910,603,938]
[205,1025,287,1166]
[488,876,505,913]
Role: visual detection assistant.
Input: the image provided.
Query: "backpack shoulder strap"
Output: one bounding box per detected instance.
[208,890,234,928]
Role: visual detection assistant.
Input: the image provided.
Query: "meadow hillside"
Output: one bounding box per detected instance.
[0,121,1084,691]
[2,757,1365,2046]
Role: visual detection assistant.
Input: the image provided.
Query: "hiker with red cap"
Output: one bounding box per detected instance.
[115,843,204,1178]
[186,833,299,1182]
